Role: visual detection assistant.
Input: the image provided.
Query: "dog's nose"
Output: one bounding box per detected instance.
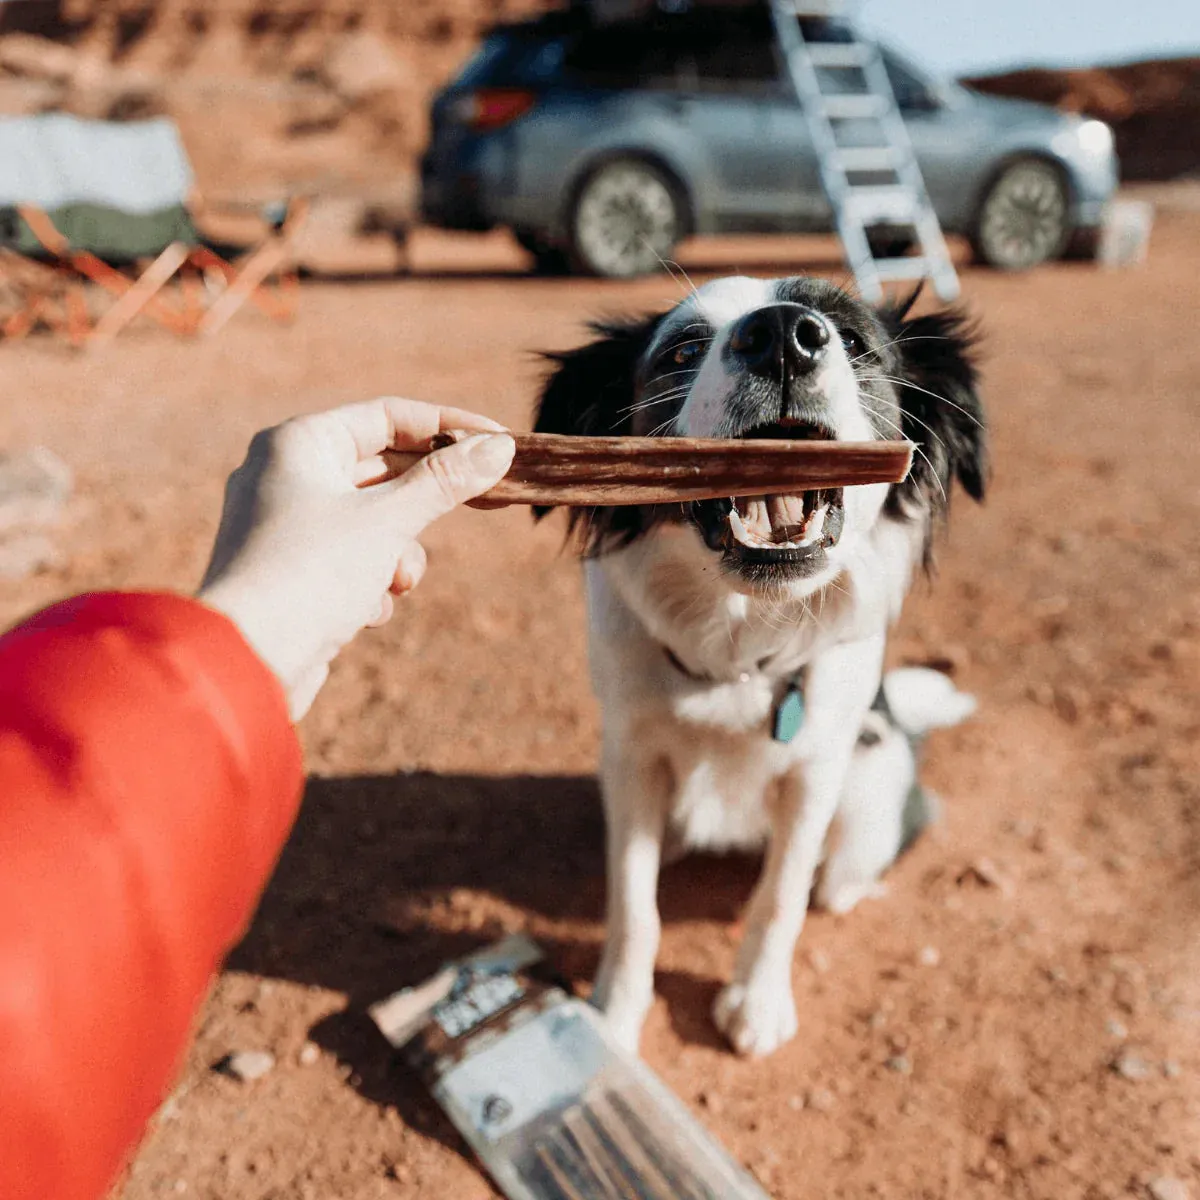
[728,304,831,378]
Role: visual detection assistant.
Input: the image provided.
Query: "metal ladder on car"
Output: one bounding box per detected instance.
[767,0,960,302]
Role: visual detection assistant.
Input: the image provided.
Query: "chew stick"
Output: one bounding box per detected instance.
[370,431,913,507]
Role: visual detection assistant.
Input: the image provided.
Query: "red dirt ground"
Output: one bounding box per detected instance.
[1,215,1198,1200]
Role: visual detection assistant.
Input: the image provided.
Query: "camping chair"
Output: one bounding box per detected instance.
[0,114,307,347]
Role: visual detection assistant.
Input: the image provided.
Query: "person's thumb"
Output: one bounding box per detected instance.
[386,432,514,535]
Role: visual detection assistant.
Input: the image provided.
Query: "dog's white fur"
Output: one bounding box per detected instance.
[815,669,976,917]
[578,277,974,1056]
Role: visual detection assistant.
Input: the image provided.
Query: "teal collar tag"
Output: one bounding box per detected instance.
[773,683,806,744]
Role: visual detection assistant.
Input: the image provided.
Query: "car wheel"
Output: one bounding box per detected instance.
[973,158,1070,270]
[570,159,683,279]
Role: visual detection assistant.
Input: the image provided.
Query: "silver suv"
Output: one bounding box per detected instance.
[421,6,1118,277]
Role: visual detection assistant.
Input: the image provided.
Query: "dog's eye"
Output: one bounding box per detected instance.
[839,327,866,358]
[671,342,704,368]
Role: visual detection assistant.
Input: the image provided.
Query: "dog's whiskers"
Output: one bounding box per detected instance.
[864,406,947,501]
[856,370,984,430]
[860,389,949,451]
[641,237,701,303]
[614,383,696,421]
[846,333,951,366]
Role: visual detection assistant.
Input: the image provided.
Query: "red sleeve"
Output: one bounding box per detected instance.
[0,592,304,1200]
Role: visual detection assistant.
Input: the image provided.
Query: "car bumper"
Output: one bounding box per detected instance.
[1053,127,1120,230]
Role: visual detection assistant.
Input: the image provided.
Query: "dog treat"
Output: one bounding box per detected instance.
[370,430,913,506]
[369,935,770,1200]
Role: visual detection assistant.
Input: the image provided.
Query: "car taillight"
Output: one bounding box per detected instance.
[459,88,537,132]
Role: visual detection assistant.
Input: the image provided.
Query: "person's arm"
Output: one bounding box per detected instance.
[0,397,513,1200]
[0,591,303,1200]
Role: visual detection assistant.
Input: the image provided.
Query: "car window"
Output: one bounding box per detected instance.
[455,29,571,88]
[880,49,942,111]
[455,35,517,88]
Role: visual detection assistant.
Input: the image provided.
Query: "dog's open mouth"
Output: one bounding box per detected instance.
[690,422,845,579]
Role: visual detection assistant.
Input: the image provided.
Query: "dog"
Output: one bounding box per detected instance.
[532,275,987,1057]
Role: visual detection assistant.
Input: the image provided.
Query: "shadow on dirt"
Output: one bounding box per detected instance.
[228,770,759,1149]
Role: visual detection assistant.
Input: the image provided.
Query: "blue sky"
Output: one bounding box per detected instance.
[859,0,1200,77]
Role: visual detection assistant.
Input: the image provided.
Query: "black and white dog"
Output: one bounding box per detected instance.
[533,275,987,1057]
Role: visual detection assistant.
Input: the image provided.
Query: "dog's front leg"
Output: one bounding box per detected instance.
[591,745,670,1054]
[713,746,855,1057]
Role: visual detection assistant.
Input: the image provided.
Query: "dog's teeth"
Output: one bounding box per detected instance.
[729,507,749,544]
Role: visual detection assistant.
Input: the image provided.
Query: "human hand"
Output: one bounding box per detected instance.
[198,397,514,719]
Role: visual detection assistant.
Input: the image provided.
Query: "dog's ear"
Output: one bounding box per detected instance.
[881,296,988,560]
[532,314,664,555]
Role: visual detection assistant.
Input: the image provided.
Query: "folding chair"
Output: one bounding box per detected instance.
[0,246,91,347]
[0,114,307,347]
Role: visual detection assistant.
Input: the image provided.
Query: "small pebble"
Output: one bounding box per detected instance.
[808,948,832,975]
[298,1042,320,1067]
[1163,1060,1182,1079]
[697,1090,723,1115]
[1111,1049,1153,1082]
[1148,1178,1190,1200]
[806,1087,836,1113]
[885,1055,912,1076]
[961,856,1015,896]
[787,1094,804,1111]
[1114,975,1140,1013]
[918,946,941,968]
[219,1050,276,1082]
[1106,1018,1129,1040]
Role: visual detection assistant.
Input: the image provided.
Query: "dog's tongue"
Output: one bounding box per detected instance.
[768,493,808,539]
[737,494,808,543]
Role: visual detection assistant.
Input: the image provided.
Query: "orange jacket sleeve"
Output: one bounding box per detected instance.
[0,592,304,1200]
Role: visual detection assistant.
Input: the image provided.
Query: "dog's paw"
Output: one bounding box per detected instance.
[712,979,798,1057]
[817,878,889,916]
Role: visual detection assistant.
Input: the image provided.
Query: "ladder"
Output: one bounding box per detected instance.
[767,0,960,302]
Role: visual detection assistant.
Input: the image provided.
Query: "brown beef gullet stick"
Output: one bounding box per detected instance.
[371,431,914,507]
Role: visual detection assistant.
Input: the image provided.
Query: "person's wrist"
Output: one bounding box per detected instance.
[196,577,323,720]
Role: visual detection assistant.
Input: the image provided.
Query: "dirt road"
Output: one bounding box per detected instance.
[1,217,1197,1200]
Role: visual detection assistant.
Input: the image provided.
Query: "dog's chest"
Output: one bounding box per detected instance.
[667,725,786,852]
[663,676,821,853]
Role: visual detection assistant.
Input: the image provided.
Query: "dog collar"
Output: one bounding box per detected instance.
[661,645,808,744]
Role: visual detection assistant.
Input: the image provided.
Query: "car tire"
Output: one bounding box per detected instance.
[569,159,684,279]
[972,158,1071,270]
[1061,226,1103,261]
